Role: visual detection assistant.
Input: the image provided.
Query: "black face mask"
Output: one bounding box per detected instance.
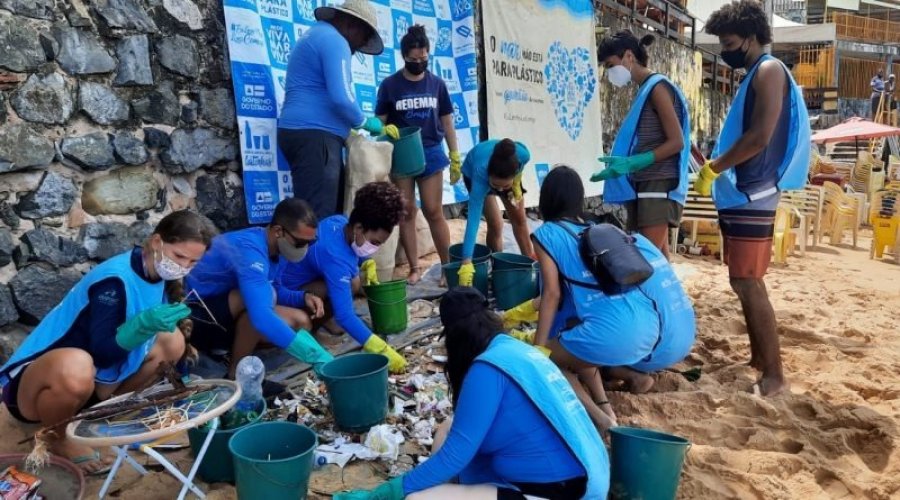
[405,60,428,75]
[720,39,749,69]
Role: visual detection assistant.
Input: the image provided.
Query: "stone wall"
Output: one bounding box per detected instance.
[0,0,246,349]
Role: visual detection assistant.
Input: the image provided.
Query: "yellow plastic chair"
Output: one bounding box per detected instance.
[773,203,798,264]
[870,189,900,259]
[819,181,860,247]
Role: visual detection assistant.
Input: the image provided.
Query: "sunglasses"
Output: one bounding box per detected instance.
[281,227,316,249]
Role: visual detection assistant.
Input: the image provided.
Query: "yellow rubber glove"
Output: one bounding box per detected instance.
[694,160,720,197]
[457,262,475,287]
[449,151,462,184]
[363,335,407,373]
[535,345,552,357]
[511,172,524,203]
[383,124,400,140]
[502,298,538,329]
[508,328,535,344]
[360,260,379,286]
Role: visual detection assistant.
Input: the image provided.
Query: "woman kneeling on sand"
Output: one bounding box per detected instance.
[0,210,217,473]
[528,166,695,431]
[334,287,608,500]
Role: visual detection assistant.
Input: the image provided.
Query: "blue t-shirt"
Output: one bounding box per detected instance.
[279,21,365,138]
[375,71,453,147]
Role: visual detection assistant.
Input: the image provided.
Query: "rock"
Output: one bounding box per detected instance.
[14,227,87,267]
[132,86,180,125]
[112,133,148,165]
[143,127,171,149]
[63,0,93,27]
[0,123,56,172]
[39,31,59,60]
[162,0,203,30]
[81,166,158,215]
[10,72,75,125]
[181,101,198,124]
[53,27,116,75]
[171,176,194,196]
[0,93,5,126]
[79,222,130,260]
[195,174,247,230]
[128,220,153,245]
[156,35,199,79]
[114,35,153,86]
[79,82,130,125]
[161,128,236,173]
[0,286,18,328]
[200,88,235,130]
[94,0,157,33]
[0,229,14,267]
[0,15,47,72]
[0,202,20,229]
[9,264,82,324]
[16,171,78,219]
[0,0,56,20]
[60,132,115,171]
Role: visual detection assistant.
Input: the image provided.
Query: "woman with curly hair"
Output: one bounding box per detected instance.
[0,210,216,473]
[282,182,409,372]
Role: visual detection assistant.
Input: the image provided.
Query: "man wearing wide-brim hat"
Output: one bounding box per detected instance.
[278,0,399,219]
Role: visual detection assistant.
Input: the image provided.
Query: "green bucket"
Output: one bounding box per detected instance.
[609,427,691,500]
[491,252,539,310]
[319,353,389,433]
[364,279,408,335]
[449,243,492,263]
[187,400,267,483]
[443,260,489,296]
[379,126,425,178]
[229,421,318,500]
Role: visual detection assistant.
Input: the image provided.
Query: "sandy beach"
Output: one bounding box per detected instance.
[1,221,898,499]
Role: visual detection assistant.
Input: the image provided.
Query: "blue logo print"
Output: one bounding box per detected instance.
[295,0,315,22]
[450,0,473,20]
[437,26,452,52]
[244,121,271,151]
[543,41,596,141]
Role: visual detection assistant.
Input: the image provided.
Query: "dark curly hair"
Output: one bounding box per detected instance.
[487,138,520,179]
[704,0,773,46]
[349,181,406,232]
[401,25,430,57]
[598,30,655,66]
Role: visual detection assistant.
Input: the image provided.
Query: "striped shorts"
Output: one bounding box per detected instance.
[718,194,779,279]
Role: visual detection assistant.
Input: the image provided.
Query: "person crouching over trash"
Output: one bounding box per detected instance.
[333,286,609,500]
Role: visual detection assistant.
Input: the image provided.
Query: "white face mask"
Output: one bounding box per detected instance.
[155,244,192,280]
[278,237,308,263]
[606,64,631,87]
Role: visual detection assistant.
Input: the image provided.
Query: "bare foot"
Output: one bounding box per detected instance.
[752,375,789,397]
[746,358,764,371]
[49,436,108,474]
[627,372,655,394]
[407,268,421,285]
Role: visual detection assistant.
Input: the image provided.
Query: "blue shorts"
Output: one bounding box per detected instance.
[418,144,449,179]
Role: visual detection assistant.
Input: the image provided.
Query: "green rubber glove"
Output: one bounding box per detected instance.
[333,476,404,500]
[449,151,462,184]
[357,116,384,136]
[286,329,334,376]
[360,259,379,286]
[592,151,655,182]
[457,262,475,287]
[116,303,191,351]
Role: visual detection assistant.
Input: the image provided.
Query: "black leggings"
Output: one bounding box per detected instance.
[497,476,588,499]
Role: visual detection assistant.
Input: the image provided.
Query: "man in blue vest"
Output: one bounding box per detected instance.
[696,0,810,397]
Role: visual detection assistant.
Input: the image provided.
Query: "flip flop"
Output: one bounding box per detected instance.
[71,450,112,476]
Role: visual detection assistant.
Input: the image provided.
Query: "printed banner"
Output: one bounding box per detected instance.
[482,0,603,206]
[224,0,480,224]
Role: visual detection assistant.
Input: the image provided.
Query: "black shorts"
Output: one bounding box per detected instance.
[187,293,236,353]
[278,128,346,219]
[463,175,525,204]
[2,363,100,424]
[497,476,587,499]
[624,179,683,229]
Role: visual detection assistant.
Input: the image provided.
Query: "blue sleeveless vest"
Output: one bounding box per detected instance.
[604,74,692,205]
[0,251,166,387]
[712,55,811,210]
[631,235,696,372]
[477,335,609,499]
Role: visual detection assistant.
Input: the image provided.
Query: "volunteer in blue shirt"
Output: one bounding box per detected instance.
[697,0,810,397]
[0,210,217,473]
[334,287,608,500]
[455,138,535,287]
[376,25,458,285]
[186,198,333,379]
[281,182,408,373]
[278,0,399,219]
[594,30,691,258]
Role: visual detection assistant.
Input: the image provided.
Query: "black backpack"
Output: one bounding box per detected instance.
[555,222,654,294]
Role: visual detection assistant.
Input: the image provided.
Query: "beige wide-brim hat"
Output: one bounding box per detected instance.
[315,0,384,55]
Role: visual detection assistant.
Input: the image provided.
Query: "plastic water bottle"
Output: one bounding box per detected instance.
[235,356,265,413]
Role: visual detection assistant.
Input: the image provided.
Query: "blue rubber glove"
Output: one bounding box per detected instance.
[357,116,384,136]
[116,303,190,351]
[592,151,655,182]
[286,329,334,376]
[333,476,404,500]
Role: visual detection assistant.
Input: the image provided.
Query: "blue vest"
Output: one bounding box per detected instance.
[0,251,165,387]
[604,74,692,205]
[712,55,811,210]
[477,335,609,499]
[632,235,696,372]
